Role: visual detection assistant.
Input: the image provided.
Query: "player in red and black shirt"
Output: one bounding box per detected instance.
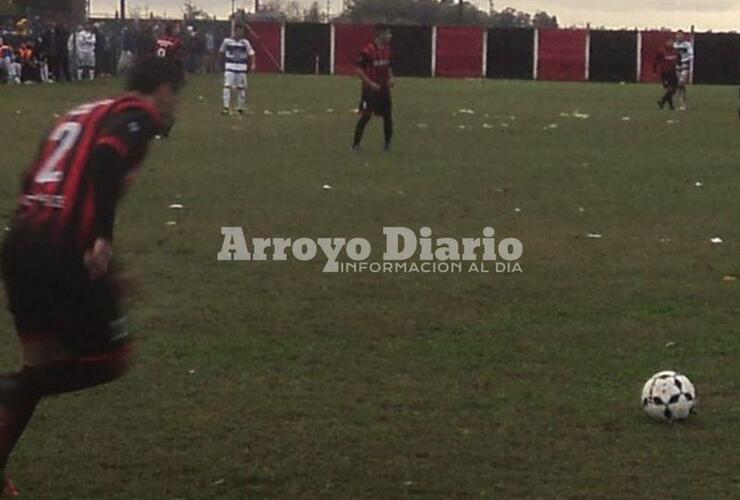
[0,56,184,496]
[654,38,679,110]
[155,23,183,62]
[353,24,394,152]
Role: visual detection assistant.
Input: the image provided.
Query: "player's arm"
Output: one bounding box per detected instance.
[218,39,227,69]
[653,52,662,75]
[86,145,127,279]
[247,42,256,72]
[86,110,158,279]
[356,52,380,91]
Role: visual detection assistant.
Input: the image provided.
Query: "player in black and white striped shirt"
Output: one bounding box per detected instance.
[674,30,694,111]
[219,24,256,115]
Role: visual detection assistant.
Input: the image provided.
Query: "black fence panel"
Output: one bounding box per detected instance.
[487,27,534,80]
[284,22,331,75]
[694,33,740,85]
[589,30,637,82]
[390,25,432,77]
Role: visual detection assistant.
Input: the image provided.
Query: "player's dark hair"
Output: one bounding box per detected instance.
[126,56,185,94]
[234,23,245,32]
[164,23,174,36]
[374,23,390,34]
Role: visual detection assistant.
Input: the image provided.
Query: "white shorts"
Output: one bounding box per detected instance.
[224,71,247,89]
[78,51,95,69]
[677,69,690,85]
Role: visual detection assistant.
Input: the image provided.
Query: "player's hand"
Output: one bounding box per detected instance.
[368,82,381,92]
[85,238,113,280]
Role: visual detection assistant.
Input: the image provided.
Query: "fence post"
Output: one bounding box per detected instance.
[482,28,488,78]
[533,28,539,80]
[635,31,642,82]
[280,23,285,72]
[330,23,336,75]
[584,29,590,81]
[431,25,437,78]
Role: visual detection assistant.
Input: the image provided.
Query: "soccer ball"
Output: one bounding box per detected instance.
[641,371,696,422]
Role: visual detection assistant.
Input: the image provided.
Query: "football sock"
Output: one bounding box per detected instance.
[383,114,393,149]
[223,87,231,109]
[237,88,246,110]
[89,70,95,80]
[353,114,371,147]
[77,69,83,80]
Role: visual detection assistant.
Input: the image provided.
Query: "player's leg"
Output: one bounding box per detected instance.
[236,73,247,114]
[381,87,393,151]
[658,74,677,110]
[353,112,372,150]
[675,70,685,109]
[0,238,131,490]
[0,337,131,491]
[353,89,374,150]
[222,71,233,114]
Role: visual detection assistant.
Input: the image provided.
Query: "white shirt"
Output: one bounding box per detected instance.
[220,37,255,73]
[69,30,96,54]
[674,40,693,69]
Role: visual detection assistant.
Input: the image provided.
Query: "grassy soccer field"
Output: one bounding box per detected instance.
[1,74,740,499]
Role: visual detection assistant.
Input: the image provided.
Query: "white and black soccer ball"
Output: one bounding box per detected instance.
[641,370,697,422]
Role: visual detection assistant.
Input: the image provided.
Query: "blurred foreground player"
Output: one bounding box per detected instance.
[352,24,394,152]
[655,38,678,111]
[0,56,184,496]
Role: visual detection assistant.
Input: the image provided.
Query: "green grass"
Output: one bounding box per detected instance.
[1,74,740,499]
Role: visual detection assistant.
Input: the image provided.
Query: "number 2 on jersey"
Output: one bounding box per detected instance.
[34,122,83,184]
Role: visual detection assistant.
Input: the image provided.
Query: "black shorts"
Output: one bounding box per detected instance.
[359,86,392,116]
[1,229,128,358]
[662,71,678,88]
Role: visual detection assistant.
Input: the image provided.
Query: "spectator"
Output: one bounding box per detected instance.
[118,25,136,73]
[55,23,71,81]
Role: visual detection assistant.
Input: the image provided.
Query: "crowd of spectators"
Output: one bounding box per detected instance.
[0,16,228,84]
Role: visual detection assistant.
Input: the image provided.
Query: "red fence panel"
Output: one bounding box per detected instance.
[537,29,588,81]
[639,31,693,83]
[335,23,374,76]
[247,22,282,73]
[435,26,484,78]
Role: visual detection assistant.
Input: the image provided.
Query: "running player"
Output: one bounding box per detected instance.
[0,56,184,496]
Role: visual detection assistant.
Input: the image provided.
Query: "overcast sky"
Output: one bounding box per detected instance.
[90,0,740,31]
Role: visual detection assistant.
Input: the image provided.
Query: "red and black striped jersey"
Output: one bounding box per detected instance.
[654,47,678,75]
[13,94,162,251]
[155,35,183,60]
[357,42,392,88]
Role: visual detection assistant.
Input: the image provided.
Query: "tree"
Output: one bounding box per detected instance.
[338,0,488,26]
[490,7,530,28]
[183,1,211,20]
[532,11,558,28]
[248,0,302,21]
[304,1,321,22]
